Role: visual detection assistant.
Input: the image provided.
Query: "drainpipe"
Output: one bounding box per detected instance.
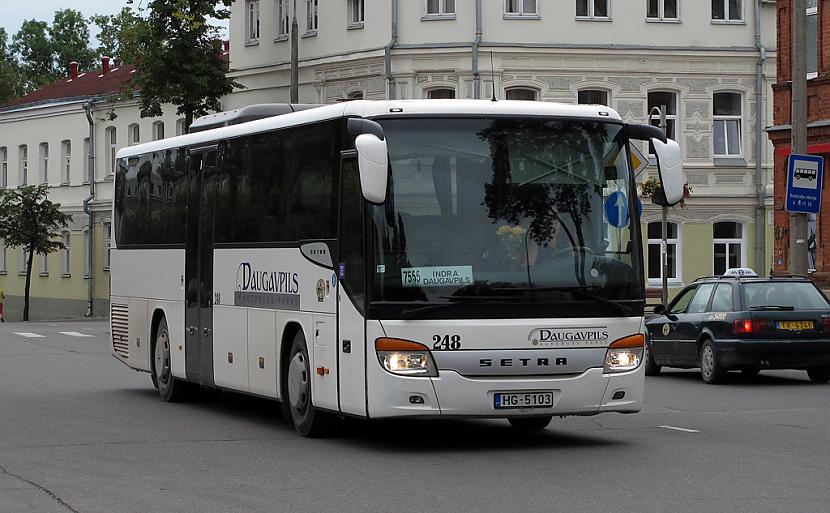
[385,0,398,99]
[754,0,767,275]
[472,0,482,99]
[83,100,96,317]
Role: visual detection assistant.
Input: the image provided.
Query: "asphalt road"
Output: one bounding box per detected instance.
[1,320,828,513]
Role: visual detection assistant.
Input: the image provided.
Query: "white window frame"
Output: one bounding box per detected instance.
[425,0,456,18]
[1,147,7,188]
[0,239,6,273]
[505,0,538,16]
[152,121,165,141]
[648,91,678,154]
[19,145,28,185]
[647,221,683,286]
[39,251,48,276]
[61,231,71,276]
[713,92,743,158]
[277,0,289,37]
[576,0,610,20]
[61,140,71,184]
[247,0,261,43]
[176,119,186,136]
[505,87,539,101]
[306,0,318,32]
[39,142,49,184]
[106,127,117,175]
[807,1,818,79]
[713,222,746,275]
[711,0,743,22]
[647,0,679,21]
[19,247,27,275]
[348,0,365,26]
[128,124,140,146]
[83,138,90,184]
[83,229,91,278]
[103,222,112,271]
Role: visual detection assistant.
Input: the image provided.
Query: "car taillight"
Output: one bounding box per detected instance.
[733,319,769,335]
[822,318,830,332]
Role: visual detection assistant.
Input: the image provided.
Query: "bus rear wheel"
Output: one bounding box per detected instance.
[508,416,552,431]
[153,317,191,402]
[286,331,332,437]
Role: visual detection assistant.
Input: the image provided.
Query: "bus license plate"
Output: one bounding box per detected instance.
[494,392,554,409]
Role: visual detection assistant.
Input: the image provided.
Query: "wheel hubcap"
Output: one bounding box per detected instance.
[701,346,714,378]
[288,352,309,414]
[154,332,171,385]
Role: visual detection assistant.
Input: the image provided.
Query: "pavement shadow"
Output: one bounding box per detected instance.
[651,369,814,386]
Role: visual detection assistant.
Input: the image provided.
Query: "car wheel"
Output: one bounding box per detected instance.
[644,338,662,376]
[807,364,830,384]
[153,317,191,402]
[286,330,333,437]
[699,339,728,385]
[508,416,552,431]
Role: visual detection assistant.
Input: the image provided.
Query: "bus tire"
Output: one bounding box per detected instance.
[152,317,191,402]
[286,330,332,437]
[507,416,552,431]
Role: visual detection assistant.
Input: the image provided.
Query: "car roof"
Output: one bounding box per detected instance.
[691,275,813,285]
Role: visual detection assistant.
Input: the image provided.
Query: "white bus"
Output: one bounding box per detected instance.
[110,100,683,436]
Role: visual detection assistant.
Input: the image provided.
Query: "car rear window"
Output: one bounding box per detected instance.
[743,282,830,310]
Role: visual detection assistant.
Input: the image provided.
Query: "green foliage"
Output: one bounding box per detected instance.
[11,19,58,92]
[50,9,97,73]
[0,185,73,320]
[91,7,148,65]
[134,0,241,130]
[0,28,25,103]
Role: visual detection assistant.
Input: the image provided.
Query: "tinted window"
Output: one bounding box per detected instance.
[743,282,830,310]
[669,286,696,314]
[709,283,733,312]
[687,283,715,314]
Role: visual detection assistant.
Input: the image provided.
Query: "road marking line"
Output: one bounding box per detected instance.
[13,332,45,338]
[59,332,95,338]
[659,425,700,433]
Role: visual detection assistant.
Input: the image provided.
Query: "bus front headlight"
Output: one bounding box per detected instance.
[603,334,645,373]
[375,338,438,377]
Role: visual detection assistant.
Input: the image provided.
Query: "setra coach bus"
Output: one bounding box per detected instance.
[110,100,683,436]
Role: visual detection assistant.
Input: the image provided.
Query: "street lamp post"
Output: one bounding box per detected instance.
[649,105,669,306]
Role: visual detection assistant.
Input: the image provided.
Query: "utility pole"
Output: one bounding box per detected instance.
[790,0,808,274]
[290,0,299,103]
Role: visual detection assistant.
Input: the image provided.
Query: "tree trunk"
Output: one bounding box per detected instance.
[184,110,193,134]
[23,248,34,321]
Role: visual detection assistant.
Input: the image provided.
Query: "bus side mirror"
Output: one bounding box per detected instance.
[355,133,389,204]
[652,138,683,206]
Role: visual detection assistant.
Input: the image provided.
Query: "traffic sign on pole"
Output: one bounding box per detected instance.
[785,154,824,214]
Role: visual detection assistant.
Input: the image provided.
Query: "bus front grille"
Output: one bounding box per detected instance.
[111,303,129,359]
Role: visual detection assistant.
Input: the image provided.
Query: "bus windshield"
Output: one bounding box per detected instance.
[368,117,642,318]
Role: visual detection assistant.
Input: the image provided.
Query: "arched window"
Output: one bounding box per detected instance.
[578,89,609,106]
[105,127,117,174]
[152,121,165,141]
[1,146,7,188]
[39,142,49,184]
[176,119,186,136]
[426,88,455,99]
[647,221,681,284]
[505,87,539,101]
[19,145,28,185]
[61,231,71,276]
[346,91,364,101]
[713,222,744,275]
[61,140,71,184]
[128,123,140,145]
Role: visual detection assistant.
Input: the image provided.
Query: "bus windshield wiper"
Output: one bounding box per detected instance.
[492,286,636,316]
[750,305,795,311]
[397,296,516,319]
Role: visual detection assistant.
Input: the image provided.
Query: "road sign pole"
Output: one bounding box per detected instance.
[659,105,668,306]
[790,0,808,275]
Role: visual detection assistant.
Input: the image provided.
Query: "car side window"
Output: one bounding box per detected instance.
[709,283,734,312]
[687,283,716,314]
[668,286,697,315]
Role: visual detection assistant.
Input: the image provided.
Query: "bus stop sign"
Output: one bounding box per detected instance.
[785,154,824,214]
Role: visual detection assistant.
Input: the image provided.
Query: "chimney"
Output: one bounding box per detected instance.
[113,57,122,68]
[102,56,111,74]
[223,40,229,53]
[69,61,79,80]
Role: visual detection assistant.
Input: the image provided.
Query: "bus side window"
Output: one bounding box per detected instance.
[339,158,365,310]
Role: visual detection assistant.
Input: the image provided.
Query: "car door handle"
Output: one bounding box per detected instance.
[187,326,197,336]
[203,328,210,337]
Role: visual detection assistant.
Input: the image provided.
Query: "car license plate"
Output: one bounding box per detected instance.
[494,392,554,409]
[777,321,814,331]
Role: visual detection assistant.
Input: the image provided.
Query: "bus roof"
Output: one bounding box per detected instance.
[115,99,622,160]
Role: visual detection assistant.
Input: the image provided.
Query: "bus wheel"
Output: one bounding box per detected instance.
[286,331,332,437]
[153,317,190,402]
[508,416,552,431]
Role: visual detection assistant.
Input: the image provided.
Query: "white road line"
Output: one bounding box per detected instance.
[13,332,46,338]
[59,332,95,338]
[659,425,701,433]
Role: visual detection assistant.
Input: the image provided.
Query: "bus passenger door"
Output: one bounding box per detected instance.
[185,147,218,387]
[337,156,367,416]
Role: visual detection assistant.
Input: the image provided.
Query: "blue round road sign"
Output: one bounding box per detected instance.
[604,192,629,228]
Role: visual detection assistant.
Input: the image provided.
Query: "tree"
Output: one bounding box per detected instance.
[0,186,72,321]
[91,7,148,65]
[50,9,97,73]
[134,0,240,130]
[11,19,57,92]
[0,28,25,103]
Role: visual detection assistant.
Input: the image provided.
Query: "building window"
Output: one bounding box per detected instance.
[104,222,112,270]
[426,88,456,99]
[711,0,742,21]
[39,142,49,184]
[277,0,289,36]
[128,124,140,146]
[83,229,91,277]
[19,145,28,185]
[506,0,538,15]
[648,91,677,152]
[346,91,364,101]
[61,231,71,276]
[0,239,6,273]
[647,222,681,284]
[106,127,117,174]
[40,251,48,276]
[176,119,186,136]
[505,87,539,101]
[807,0,818,77]
[577,0,608,18]
[713,222,744,275]
[152,121,165,141]
[348,0,364,25]
[426,0,455,15]
[647,0,678,21]
[578,89,609,106]
[19,247,26,274]
[61,140,71,184]
[83,138,90,183]
[306,0,318,31]
[1,147,6,188]
[713,92,742,157]
[247,0,260,42]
